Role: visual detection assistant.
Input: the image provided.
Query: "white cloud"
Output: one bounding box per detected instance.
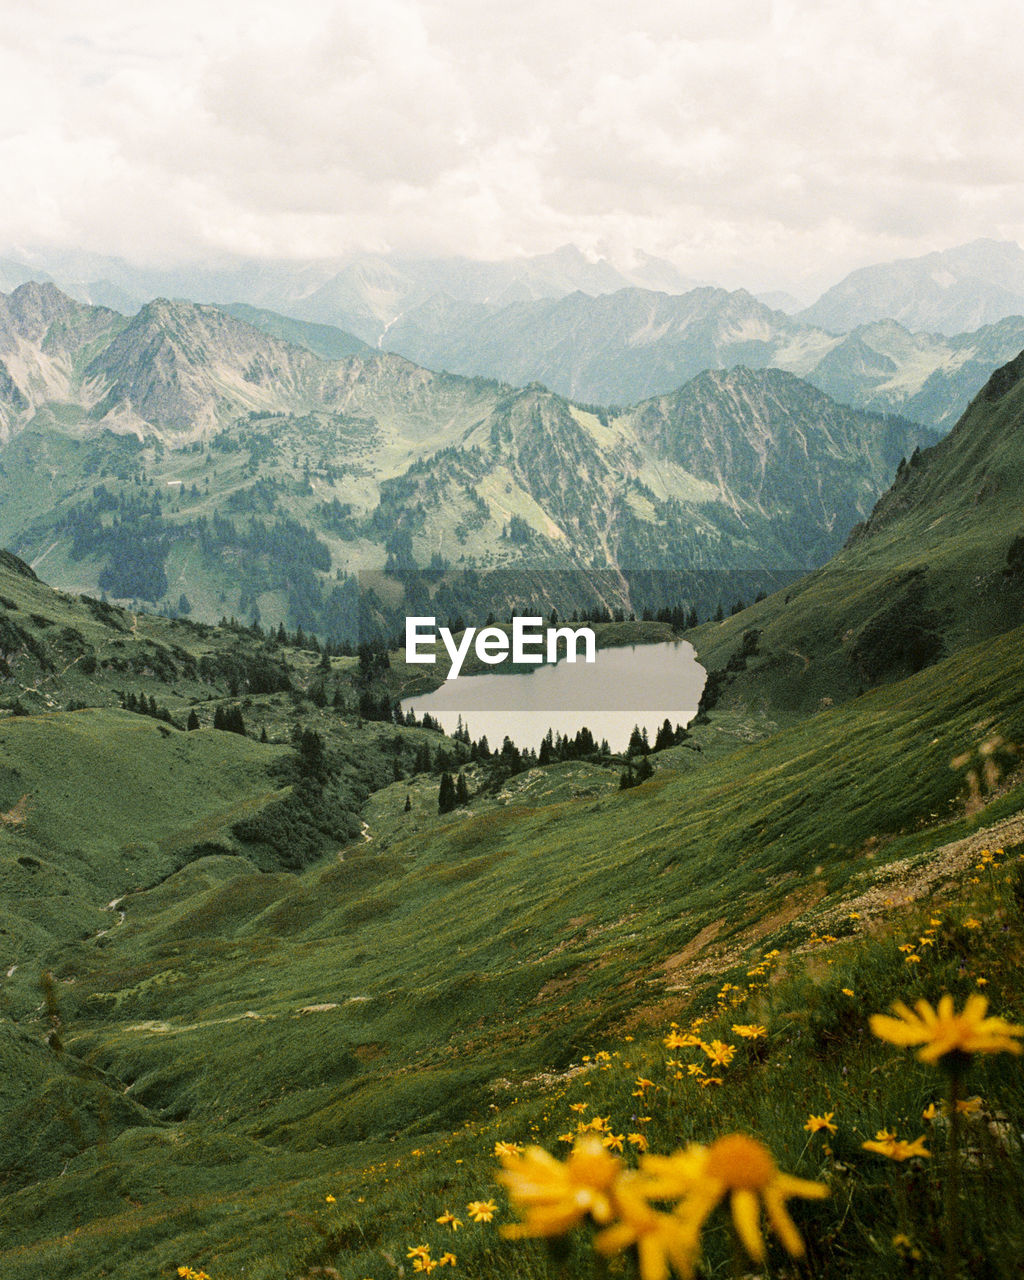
[0,0,1021,293]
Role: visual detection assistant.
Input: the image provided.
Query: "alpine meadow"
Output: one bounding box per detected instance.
[3,5,1024,1279]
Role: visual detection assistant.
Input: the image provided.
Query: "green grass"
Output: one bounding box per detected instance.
[0,601,1022,1276]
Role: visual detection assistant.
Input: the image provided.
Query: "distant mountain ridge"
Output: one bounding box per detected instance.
[375,284,1024,431]
[798,238,1024,335]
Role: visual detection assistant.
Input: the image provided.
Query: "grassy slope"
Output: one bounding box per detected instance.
[0,612,1021,1277]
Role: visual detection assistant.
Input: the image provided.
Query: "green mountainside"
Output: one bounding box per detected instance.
[0,283,933,636]
[0,340,1022,1275]
[689,351,1024,719]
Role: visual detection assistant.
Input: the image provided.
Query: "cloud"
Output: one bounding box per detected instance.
[0,0,1021,292]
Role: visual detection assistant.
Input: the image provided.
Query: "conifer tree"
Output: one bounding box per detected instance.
[437,771,456,814]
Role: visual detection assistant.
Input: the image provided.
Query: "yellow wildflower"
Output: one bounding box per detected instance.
[603,1133,626,1152]
[629,1132,650,1152]
[841,988,855,997]
[595,1173,700,1280]
[964,918,981,929]
[439,1253,457,1267]
[493,1141,523,1158]
[436,1211,462,1230]
[671,1134,827,1263]
[803,1112,837,1135]
[569,1102,588,1113]
[870,994,1024,1064]
[861,1133,930,1161]
[702,1040,736,1068]
[467,1199,498,1223]
[407,1245,432,1261]
[732,1024,767,1039]
[325,1194,336,1204]
[499,1136,620,1238]
[905,954,922,964]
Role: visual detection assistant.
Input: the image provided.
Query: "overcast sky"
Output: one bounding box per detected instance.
[0,0,1020,296]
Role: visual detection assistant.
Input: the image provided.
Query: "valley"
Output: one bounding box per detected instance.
[0,260,1022,1280]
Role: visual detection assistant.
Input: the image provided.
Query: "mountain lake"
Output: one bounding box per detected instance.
[399,639,707,752]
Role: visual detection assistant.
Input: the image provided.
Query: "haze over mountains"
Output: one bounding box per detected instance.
[4,238,1022,434]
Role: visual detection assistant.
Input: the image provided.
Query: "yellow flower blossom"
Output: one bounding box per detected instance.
[569,1102,588,1113]
[905,954,922,964]
[325,1194,336,1204]
[493,1141,523,1158]
[629,1132,650,1151]
[965,917,981,928]
[870,994,1024,1064]
[803,1112,837,1135]
[407,1245,432,1261]
[439,1252,457,1267]
[603,1133,626,1153]
[732,1023,767,1039]
[467,1199,498,1223]
[841,988,855,997]
[498,1136,620,1238]
[668,1134,828,1263]
[861,1133,931,1161]
[702,1040,736,1068]
[594,1173,700,1280]
[436,1211,463,1230]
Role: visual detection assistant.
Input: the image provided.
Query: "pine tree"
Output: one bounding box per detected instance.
[187,709,200,731]
[455,772,469,806]
[404,793,412,813]
[438,772,456,814]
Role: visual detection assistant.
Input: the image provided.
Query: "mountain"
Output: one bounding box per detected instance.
[379,283,1024,431]
[384,286,826,404]
[691,345,1024,718]
[0,245,700,344]
[0,283,930,634]
[799,238,1024,335]
[214,304,372,361]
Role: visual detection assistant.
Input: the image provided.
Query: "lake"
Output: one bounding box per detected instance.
[399,639,707,752]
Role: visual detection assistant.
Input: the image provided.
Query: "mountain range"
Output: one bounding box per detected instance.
[0,331,1023,1280]
[373,284,1024,430]
[0,282,933,634]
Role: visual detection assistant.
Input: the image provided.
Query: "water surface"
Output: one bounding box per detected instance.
[401,639,706,752]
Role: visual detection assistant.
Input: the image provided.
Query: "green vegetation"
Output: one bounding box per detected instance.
[1,307,1023,1278]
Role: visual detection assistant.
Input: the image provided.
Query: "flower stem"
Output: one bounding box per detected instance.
[944,1064,964,1280]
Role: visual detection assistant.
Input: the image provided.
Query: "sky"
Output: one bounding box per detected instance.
[0,0,1021,297]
